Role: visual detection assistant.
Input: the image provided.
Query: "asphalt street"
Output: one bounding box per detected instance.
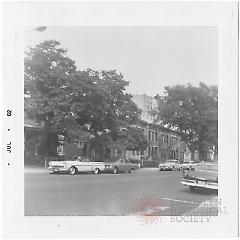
[25,168,218,216]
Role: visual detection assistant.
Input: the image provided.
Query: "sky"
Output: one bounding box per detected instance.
[25,26,218,96]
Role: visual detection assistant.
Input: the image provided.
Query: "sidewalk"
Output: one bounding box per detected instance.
[24,165,49,174]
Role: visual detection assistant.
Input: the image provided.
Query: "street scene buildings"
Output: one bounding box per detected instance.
[25,93,191,165]
[24,26,218,216]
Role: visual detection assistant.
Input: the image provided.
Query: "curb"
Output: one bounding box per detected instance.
[24,167,49,173]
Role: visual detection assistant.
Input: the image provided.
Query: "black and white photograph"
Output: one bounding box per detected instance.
[2,1,239,238]
[24,26,219,217]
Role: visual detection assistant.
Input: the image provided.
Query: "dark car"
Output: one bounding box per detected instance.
[181,162,218,190]
[106,158,140,174]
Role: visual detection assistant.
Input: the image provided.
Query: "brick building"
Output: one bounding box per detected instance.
[126,121,186,162]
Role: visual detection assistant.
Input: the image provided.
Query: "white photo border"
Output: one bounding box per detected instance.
[2,1,239,238]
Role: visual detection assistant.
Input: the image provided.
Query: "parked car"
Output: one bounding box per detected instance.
[48,156,110,175]
[181,160,198,170]
[181,162,218,190]
[158,159,182,171]
[106,158,140,174]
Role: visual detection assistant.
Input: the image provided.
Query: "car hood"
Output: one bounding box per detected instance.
[186,170,218,181]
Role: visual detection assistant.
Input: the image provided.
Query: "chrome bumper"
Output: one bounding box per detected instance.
[48,166,70,172]
[181,179,218,190]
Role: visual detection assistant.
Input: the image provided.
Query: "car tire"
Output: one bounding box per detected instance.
[69,166,77,175]
[129,168,134,173]
[112,167,118,174]
[93,168,100,174]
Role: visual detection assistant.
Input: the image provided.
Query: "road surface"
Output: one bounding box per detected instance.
[25,167,218,216]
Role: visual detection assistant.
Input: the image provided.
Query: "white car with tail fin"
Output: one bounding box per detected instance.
[48,156,111,175]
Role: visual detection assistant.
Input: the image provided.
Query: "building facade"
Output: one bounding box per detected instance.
[60,94,188,162]
[126,121,186,162]
[132,94,157,123]
[25,93,189,164]
[128,94,187,162]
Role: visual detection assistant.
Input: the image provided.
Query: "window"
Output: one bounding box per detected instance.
[154,147,158,157]
[151,131,154,141]
[57,145,64,155]
[113,149,118,157]
[161,133,164,143]
[155,132,158,142]
[176,150,179,159]
[148,147,151,156]
[78,141,84,148]
[149,131,151,141]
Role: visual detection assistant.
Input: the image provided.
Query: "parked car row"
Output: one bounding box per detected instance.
[158,160,198,171]
[48,156,218,191]
[49,156,200,175]
[48,156,140,175]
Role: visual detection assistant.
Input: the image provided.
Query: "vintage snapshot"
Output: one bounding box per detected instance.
[24,26,219,217]
[2,2,239,238]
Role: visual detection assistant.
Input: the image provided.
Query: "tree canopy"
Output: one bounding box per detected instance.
[154,83,218,160]
[25,40,146,156]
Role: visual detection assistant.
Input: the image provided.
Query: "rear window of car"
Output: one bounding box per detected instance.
[196,163,218,171]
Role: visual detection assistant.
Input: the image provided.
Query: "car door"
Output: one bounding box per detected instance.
[75,159,91,172]
[124,158,131,171]
[116,159,125,171]
[173,160,179,169]
[176,161,180,169]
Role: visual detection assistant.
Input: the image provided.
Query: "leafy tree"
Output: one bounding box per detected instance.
[154,83,218,161]
[25,40,144,157]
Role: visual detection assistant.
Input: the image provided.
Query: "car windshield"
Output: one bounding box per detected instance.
[196,163,218,172]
